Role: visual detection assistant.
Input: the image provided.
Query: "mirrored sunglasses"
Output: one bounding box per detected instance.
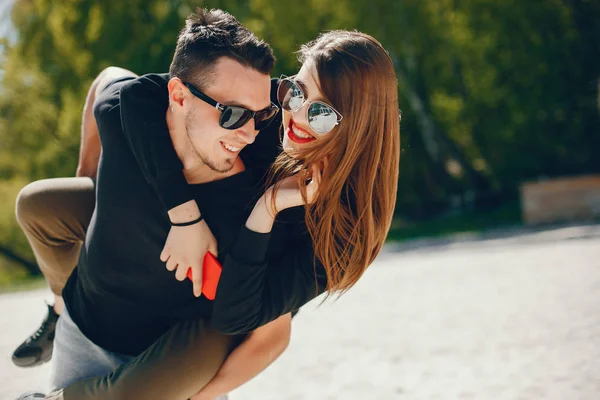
[276,76,343,134]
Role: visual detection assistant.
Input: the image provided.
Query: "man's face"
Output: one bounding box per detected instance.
[173,57,272,173]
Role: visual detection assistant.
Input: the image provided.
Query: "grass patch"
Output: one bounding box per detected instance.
[387,200,522,242]
[0,256,45,293]
[0,276,47,293]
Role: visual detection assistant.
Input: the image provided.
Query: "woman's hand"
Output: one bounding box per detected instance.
[244,163,323,235]
[161,200,218,297]
[265,163,323,213]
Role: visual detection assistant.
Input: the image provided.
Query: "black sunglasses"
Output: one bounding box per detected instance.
[183,82,280,130]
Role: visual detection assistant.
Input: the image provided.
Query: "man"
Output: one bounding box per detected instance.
[16,8,294,400]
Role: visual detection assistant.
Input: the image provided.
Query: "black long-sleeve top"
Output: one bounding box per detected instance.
[118,74,328,335]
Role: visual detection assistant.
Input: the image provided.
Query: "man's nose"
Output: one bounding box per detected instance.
[236,119,257,144]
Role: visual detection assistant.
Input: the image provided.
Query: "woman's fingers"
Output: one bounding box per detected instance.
[207,239,218,259]
[160,247,170,263]
[314,164,322,186]
[165,255,177,271]
[307,164,322,203]
[322,156,330,173]
[190,260,203,297]
[175,263,188,281]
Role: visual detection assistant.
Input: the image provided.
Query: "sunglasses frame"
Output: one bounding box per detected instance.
[277,75,343,134]
[183,82,280,130]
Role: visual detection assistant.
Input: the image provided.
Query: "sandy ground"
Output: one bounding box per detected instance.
[2,223,600,400]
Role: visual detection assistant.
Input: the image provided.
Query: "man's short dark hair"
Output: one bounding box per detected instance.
[169,8,275,90]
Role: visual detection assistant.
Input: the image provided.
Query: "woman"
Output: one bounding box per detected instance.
[210,30,401,334]
[24,30,400,400]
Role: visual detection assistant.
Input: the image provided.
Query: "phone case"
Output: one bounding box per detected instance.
[186,252,222,300]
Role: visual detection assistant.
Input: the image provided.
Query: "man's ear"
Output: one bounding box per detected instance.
[168,78,186,109]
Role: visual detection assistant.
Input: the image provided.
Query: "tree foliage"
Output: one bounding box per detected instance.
[0,0,598,276]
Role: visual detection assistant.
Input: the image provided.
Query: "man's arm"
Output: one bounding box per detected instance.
[192,313,292,400]
[76,67,138,178]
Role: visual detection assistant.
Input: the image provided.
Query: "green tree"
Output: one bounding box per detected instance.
[0,0,598,283]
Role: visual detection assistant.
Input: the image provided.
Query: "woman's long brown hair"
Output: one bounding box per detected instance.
[269,31,400,296]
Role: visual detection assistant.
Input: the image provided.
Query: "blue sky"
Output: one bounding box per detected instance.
[0,0,16,44]
[0,0,16,83]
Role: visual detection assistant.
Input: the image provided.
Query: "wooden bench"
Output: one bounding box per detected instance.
[520,175,600,224]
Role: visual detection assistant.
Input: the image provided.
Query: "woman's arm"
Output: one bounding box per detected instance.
[119,73,216,295]
[211,222,327,335]
[118,74,193,212]
[211,170,327,335]
[76,67,138,178]
[192,313,292,400]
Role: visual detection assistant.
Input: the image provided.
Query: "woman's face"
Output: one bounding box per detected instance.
[281,61,335,154]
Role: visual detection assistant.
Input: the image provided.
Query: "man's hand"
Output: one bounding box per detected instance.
[161,200,218,297]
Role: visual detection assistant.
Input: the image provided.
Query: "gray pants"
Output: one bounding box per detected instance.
[50,308,134,391]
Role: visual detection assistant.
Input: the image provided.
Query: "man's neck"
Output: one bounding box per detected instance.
[183,158,245,185]
[165,108,245,185]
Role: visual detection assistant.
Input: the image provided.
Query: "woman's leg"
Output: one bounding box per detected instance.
[61,319,240,400]
[13,177,95,367]
[15,177,95,296]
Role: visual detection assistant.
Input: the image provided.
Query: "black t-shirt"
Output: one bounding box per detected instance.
[63,74,327,356]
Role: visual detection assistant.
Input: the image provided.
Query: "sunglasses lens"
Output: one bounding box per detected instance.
[308,103,338,134]
[220,107,251,129]
[278,80,304,111]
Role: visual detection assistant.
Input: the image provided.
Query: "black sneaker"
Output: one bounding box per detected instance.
[12,302,59,368]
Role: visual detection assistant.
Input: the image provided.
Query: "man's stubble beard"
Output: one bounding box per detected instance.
[184,110,235,174]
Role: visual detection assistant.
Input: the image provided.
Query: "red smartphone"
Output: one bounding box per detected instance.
[186,252,222,300]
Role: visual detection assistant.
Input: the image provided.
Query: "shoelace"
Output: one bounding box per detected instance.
[28,317,52,342]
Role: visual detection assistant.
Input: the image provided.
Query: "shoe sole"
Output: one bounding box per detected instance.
[12,351,52,368]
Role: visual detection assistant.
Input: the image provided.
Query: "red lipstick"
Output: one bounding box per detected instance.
[287,119,316,144]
